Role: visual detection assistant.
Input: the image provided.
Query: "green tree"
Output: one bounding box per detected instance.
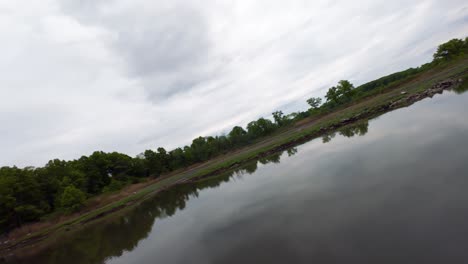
[143,150,158,177]
[272,111,287,127]
[306,97,322,109]
[247,118,276,139]
[0,167,47,230]
[59,185,86,212]
[325,80,355,105]
[336,80,354,96]
[433,38,466,61]
[228,126,248,146]
[169,148,186,170]
[325,86,339,103]
[190,137,210,162]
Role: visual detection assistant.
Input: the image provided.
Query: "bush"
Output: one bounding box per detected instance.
[59,186,86,212]
[103,179,127,193]
[14,205,44,222]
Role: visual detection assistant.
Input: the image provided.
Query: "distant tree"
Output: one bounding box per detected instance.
[325,86,339,103]
[306,97,322,109]
[183,146,194,164]
[325,80,355,105]
[228,126,248,146]
[79,151,112,194]
[272,111,287,127]
[206,136,219,157]
[357,68,421,92]
[433,38,466,61]
[336,80,354,95]
[247,118,276,139]
[129,157,147,178]
[191,137,210,162]
[144,149,163,177]
[216,135,230,153]
[156,147,170,172]
[107,152,133,181]
[169,148,186,170]
[59,185,86,212]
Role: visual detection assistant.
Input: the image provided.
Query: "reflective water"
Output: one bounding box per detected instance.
[24,91,468,263]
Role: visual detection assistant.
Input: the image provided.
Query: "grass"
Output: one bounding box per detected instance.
[2,55,468,255]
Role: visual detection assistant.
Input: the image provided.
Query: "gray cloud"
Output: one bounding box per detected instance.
[1,0,467,167]
[59,0,216,100]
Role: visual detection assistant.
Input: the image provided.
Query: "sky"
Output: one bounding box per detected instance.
[1,0,467,167]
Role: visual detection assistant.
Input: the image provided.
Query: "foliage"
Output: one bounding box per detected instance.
[247,118,276,139]
[59,186,87,213]
[272,110,293,127]
[325,80,355,105]
[433,38,468,61]
[306,97,322,109]
[228,126,248,146]
[355,67,422,93]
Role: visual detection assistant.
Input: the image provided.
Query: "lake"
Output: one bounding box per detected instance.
[19,89,468,263]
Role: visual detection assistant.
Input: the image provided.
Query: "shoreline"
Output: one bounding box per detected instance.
[1,62,467,260]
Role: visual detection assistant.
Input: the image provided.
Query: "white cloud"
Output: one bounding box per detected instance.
[1,0,467,167]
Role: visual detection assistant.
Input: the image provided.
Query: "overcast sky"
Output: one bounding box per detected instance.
[1,0,467,167]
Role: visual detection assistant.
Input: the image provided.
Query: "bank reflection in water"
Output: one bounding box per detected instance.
[29,145,297,264]
[29,121,369,264]
[453,78,468,94]
[18,90,468,264]
[322,120,369,143]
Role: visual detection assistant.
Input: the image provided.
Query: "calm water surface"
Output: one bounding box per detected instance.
[24,91,468,263]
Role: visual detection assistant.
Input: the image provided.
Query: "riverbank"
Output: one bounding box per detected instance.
[1,57,467,260]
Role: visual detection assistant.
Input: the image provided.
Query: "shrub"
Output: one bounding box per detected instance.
[59,186,86,212]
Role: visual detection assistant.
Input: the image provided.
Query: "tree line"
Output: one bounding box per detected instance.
[1,37,467,233]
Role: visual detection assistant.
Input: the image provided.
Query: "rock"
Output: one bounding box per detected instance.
[400,91,407,95]
[439,80,454,88]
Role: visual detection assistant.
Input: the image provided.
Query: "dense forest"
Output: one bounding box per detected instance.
[1,37,467,233]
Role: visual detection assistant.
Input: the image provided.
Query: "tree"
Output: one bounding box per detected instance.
[325,80,355,105]
[325,86,339,103]
[216,135,230,153]
[0,167,47,228]
[228,126,248,146]
[59,185,86,212]
[272,111,287,127]
[144,149,164,177]
[433,38,466,61]
[169,148,186,170]
[306,97,322,109]
[247,118,276,139]
[191,136,210,162]
[336,80,354,96]
[104,152,134,182]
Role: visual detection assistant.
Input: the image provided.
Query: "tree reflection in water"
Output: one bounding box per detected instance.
[25,122,368,264]
[322,120,369,144]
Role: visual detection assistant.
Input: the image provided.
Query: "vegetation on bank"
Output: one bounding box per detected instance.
[1,37,467,234]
